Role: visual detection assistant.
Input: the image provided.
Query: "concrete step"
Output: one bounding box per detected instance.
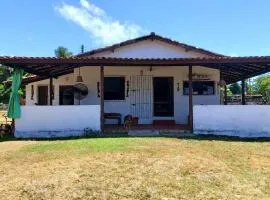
[153,120,176,126]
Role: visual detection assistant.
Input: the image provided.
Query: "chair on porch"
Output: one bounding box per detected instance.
[104,113,122,125]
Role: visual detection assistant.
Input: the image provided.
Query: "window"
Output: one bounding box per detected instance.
[183,81,215,95]
[59,86,74,105]
[104,77,125,100]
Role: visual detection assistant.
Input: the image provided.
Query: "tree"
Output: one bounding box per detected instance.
[54,46,73,58]
[0,65,12,104]
[228,83,241,94]
[253,74,270,97]
[226,87,232,96]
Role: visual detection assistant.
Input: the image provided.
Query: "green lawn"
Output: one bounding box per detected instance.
[1,137,270,199]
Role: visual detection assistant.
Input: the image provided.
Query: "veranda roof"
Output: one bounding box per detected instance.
[0,56,270,84]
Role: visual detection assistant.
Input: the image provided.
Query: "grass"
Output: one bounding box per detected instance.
[1,137,270,199]
[21,138,141,153]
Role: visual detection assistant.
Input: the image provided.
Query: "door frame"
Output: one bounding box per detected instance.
[153,77,174,117]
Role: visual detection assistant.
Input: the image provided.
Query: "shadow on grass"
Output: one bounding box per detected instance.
[1,132,270,143]
[0,132,129,142]
[176,134,270,143]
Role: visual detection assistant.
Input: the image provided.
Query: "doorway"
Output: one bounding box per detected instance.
[37,86,48,105]
[153,77,174,117]
[59,86,74,105]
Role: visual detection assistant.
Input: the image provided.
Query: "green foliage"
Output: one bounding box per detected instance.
[21,138,144,153]
[253,75,270,96]
[253,74,270,103]
[0,66,27,104]
[266,89,270,104]
[54,46,73,58]
[228,83,241,94]
[0,65,12,104]
[227,87,232,96]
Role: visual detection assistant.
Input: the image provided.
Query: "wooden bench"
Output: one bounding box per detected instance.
[104,113,122,125]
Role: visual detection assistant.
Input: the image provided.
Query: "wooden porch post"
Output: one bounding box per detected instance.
[224,84,228,105]
[188,65,193,132]
[49,77,53,105]
[100,65,104,133]
[241,79,246,105]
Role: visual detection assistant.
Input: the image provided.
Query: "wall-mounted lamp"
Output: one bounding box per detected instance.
[51,85,55,100]
[76,67,83,83]
[177,82,180,92]
[76,75,83,83]
[31,85,34,100]
[126,80,130,97]
[97,82,100,97]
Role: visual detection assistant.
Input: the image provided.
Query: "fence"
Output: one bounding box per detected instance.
[194,105,270,138]
[15,105,100,138]
[227,95,263,105]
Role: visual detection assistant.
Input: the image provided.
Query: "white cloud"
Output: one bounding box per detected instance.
[54,0,147,46]
[80,0,105,16]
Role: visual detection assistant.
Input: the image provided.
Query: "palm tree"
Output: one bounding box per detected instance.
[54,46,73,58]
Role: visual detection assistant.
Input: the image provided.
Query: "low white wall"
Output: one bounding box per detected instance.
[194,105,270,138]
[15,105,100,138]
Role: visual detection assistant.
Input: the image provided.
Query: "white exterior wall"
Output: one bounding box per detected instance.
[15,105,100,138]
[73,66,220,124]
[91,39,209,58]
[25,39,220,125]
[26,74,74,105]
[194,105,270,138]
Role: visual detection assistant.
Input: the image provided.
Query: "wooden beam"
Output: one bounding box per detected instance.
[241,79,246,105]
[188,65,193,132]
[239,64,265,70]
[218,64,253,74]
[10,64,50,77]
[238,67,270,82]
[246,63,267,69]
[100,65,104,133]
[49,77,53,105]
[49,65,76,74]
[221,71,240,77]
[32,65,52,70]
[224,84,228,105]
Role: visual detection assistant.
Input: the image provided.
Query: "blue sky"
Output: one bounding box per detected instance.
[1,0,270,57]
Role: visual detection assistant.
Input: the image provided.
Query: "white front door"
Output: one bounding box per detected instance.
[130,75,153,124]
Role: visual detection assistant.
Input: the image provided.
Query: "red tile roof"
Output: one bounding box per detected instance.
[1,55,270,84]
[77,32,224,57]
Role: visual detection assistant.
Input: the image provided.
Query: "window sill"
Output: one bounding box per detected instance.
[104,100,126,102]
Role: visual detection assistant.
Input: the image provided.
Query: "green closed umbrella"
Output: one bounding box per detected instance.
[7,68,24,119]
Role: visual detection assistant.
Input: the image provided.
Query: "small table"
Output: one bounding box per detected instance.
[104,113,122,125]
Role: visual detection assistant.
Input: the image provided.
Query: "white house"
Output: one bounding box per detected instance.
[1,33,270,138]
[24,33,221,125]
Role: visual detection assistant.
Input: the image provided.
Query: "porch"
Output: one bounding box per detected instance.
[0,56,270,138]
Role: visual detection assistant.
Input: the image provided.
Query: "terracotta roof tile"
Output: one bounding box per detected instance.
[77,33,224,57]
[1,55,270,84]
